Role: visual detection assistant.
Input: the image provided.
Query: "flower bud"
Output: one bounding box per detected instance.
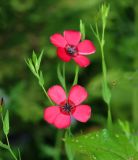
[0,98,4,112]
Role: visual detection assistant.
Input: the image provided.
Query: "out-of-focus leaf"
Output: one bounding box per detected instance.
[80,20,85,40]
[40,145,56,157]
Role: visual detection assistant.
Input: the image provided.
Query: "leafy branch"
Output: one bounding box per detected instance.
[25,50,54,105]
[0,98,21,160]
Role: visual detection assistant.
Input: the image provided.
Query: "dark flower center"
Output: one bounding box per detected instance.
[65,45,77,56]
[60,103,75,115]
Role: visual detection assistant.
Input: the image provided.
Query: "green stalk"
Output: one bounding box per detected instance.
[41,85,54,105]
[91,4,112,129]
[54,130,64,160]
[72,65,79,86]
[6,135,18,160]
[63,63,67,93]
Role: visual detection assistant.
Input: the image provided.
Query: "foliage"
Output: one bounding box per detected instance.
[66,125,138,160]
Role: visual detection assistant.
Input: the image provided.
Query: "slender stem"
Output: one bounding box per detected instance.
[54,130,64,160]
[100,42,112,128]
[73,65,79,86]
[6,135,18,160]
[66,127,73,137]
[41,86,54,105]
[63,63,67,93]
[107,103,112,129]
[100,45,106,82]
[18,148,21,160]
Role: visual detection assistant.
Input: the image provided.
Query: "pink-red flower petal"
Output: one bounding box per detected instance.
[50,33,67,48]
[44,106,60,124]
[57,48,71,62]
[73,105,91,122]
[48,85,66,105]
[68,85,88,106]
[54,113,71,129]
[73,55,90,67]
[64,30,81,46]
[78,40,96,55]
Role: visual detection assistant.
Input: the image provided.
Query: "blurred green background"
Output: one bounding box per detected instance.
[0,0,138,159]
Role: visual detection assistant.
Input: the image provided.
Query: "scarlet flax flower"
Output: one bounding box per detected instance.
[50,30,96,67]
[44,85,91,129]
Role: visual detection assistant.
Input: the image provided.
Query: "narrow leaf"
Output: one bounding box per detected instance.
[80,20,85,40]
[102,82,111,105]
[73,65,79,86]
[0,141,9,150]
[32,51,38,65]
[3,110,10,136]
[39,71,45,86]
[36,50,44,72]
[25,59,38,77]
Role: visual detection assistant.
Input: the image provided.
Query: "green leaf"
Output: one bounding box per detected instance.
[101,4,110,27]
[67,129,138,160]
[32,50,38,65]
[102,82,111,105]
[25,59,37,76]
[3,110,10,135]
[73,65,79,86]
[80,20,85,40]
[118,120,130,138]
[37,50,44,70]
[35,50,44,72]
[39,71,44,86]
[40,145,57,157]
[0,141,9,150]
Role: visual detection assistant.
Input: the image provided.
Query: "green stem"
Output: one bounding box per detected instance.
[18,148,21,160]
[73,65,79,86]
[107,103,112,129]
[66,127,73,137]
[54,130,64,160]
[41,85,54,105]
[63,63,67,93]
[100,44,107,82]
[6,135,18,160]
[64,128,74,160]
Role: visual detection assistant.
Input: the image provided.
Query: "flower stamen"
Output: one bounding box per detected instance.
[60,103,75,115]
[65,45,77,56]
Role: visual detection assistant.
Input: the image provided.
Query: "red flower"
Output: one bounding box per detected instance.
[50,30,96,67]
[44,85,91,129]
